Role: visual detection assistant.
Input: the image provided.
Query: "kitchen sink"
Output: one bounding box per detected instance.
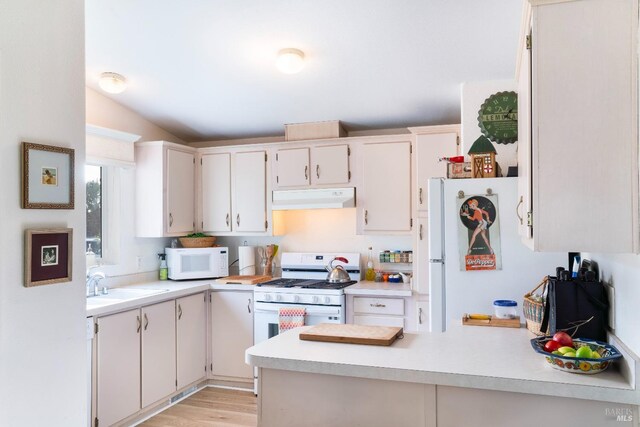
[87,287,170,302]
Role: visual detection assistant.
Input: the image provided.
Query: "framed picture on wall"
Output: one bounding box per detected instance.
[25,228,73,287]
[21,142,75,209]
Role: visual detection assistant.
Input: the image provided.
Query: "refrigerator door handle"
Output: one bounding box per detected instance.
[429,258,444,263]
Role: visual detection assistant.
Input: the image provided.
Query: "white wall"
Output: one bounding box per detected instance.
[0,0,87,425]
[460,80,518,173]
[216,209,411,276]
[86,87,185,144]
[582,253,640,356]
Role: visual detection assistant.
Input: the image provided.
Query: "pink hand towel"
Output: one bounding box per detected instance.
[278,307,306,332]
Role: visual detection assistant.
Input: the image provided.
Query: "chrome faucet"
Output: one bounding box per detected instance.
[86,271,106,297]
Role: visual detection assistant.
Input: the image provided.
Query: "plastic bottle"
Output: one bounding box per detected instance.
[365,247,375,281]
[158,253,168,280]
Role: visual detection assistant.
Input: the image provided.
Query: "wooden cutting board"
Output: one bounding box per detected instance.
[299,323,404,346]
[216,275,273,285]
[462,315,521,328]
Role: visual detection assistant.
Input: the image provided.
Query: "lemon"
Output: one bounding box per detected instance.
[558,346,575,355]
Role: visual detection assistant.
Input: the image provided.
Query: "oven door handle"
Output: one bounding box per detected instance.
[254,307,341,316]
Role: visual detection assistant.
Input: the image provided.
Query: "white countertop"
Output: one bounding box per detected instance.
[86,280,255,317]
[344,280,412,297]
[246,324,640,404]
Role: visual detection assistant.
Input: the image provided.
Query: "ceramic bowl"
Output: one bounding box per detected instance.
[530,336,622,375]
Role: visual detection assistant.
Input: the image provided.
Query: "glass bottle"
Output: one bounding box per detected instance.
[365,247,375,281]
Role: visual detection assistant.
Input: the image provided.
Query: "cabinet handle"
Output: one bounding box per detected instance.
[419,224,423,240]
[419,308,424,324]
[169,213,173,227]
[516,196,524,225]
[364,210,368,225]
[247,298,252,314]
[136,315,141,333]
[304,165,308,180]
[143,313,149,331]
[236,214,240,227]
[226,213,230,227]
[370,303,386,308]
[316,164,320,179]
[178,304,183,320]
[419,188,423,205]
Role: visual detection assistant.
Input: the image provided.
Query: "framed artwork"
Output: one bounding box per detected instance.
[25,228,73,287]
[22,142,75,209]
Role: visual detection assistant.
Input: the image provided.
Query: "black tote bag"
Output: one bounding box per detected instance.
[541,278,609,341]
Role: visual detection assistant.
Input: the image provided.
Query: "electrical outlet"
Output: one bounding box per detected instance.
[136,255,143,271]
[605,283,615,331]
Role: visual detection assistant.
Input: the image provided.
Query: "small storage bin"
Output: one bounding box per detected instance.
[493,300,517,319]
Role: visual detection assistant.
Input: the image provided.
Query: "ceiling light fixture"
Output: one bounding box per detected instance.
[98,72,128,94]
[276,48,305,74]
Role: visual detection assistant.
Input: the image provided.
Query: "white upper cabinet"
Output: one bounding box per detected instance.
[202,153,232,232]
[276,147,310,187]
[135,141,196,237]
[312,144,350,185]
[234,150,268,232]
[274,143,351,189]
[358,140,412,233]
[518,0,638,252]
[411,126,459,212]
[199,148,270,235]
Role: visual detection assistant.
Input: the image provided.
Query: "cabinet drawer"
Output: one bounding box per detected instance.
[353,315,405,328]
[353,297,404,316]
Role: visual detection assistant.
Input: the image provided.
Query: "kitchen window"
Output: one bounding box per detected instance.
[86,164,103,260]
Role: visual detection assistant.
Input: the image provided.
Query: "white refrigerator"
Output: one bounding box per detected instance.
[428,177,566,332]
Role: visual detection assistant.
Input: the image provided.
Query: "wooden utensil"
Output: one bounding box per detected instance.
[462,314,521,328]
[264,244,275,276]
[299,323,404,346]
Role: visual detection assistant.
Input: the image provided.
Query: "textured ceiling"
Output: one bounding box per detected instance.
[85,0,523,142]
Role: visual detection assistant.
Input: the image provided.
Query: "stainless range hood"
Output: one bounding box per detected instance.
[272,187,355,210]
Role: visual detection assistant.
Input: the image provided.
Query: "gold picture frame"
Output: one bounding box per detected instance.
[25,228,73,287]
[22,142,75,209]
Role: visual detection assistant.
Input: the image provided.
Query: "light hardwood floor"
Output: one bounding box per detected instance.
[140,387,257,427]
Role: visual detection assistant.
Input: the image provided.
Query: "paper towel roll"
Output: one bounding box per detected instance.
[238,246,256,275]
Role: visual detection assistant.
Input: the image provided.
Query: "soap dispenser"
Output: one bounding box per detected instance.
[158,253,168,280]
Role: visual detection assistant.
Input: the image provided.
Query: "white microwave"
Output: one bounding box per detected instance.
[165,247,229,280]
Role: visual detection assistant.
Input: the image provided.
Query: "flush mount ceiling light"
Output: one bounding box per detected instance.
[276,48,305,74]
[98,72,128,94]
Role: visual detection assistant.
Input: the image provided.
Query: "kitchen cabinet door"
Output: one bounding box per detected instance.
[210,291,254,381]
[360,141,412,233]
[517,0,638,252]
[202,153,232,232]
[414,131,458,212]
[135,141,197,237]
[311,144,350,185]
[413,215,429,294]
[415,301,430,333]
[166,148,195,234]
[96,309,141,427]
[234,150,267,232]
[517,21,533,245]
[176,292,207,389]
[141,300,176,407]
[275,147,310,187]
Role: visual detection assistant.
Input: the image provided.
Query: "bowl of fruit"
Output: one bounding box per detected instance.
[531,331,622,375]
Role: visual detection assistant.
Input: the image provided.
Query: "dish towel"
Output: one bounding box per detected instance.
[278,307,306,332]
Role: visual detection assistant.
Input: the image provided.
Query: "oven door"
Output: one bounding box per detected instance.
[254,301,344,344]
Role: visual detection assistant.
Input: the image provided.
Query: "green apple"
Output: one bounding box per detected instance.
[558,346,575,355]
[552,351,562,355]
[575,346,592,359]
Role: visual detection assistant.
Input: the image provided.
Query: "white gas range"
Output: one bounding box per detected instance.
[253,252,360,344]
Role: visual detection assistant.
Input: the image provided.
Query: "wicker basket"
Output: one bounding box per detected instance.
[523,276,549,336]
[178,236,216,248]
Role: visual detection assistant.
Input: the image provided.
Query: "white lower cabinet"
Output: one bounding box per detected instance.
[94,292,206,426]
[177,293,207,388]
[210,290,254,381]
[141,301,177,408]
[96,309,141,427]
[350,296,410,331]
